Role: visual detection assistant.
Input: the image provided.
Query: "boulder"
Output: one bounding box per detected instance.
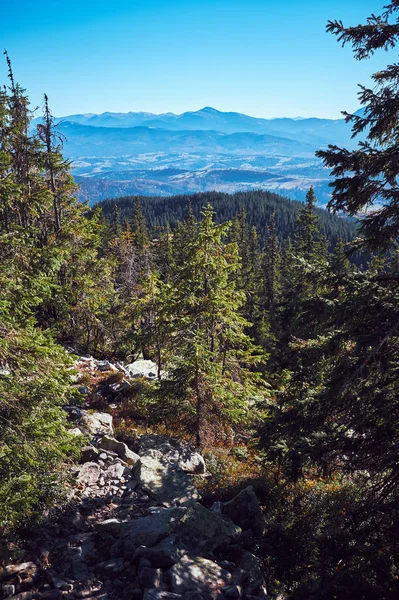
[96,558,125,575]
[125,360,160,379]
[133,455,200,507]
[77,462,101,485]
[80,446,101,463]
[99,436,140,465]
[222,487,265,537]
[132,535,186,568]
[1,562,38,581]
[104,461,127,480]
[168,555,231,595]
[177,502,241,551]
[95,518,131,537]
[238,552,263,584]
[97,360,118,372]
[120,507,188,556]
[139,435,206,474]
[79,411,114,436]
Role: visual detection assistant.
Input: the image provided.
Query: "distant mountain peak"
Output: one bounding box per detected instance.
[196,106,221,114]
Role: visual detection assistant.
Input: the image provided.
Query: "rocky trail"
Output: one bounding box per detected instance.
[0,356,268,600]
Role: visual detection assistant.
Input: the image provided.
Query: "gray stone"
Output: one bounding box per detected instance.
[99,436,140,465]
[143,592,182,600]
[77,462,101,485]
[137,566,162,589]
[97,558,125,575]
[97,360,118,372]
[222,586,242,599]
[80,411,114,436]
[71,509,86,531]
[4,593,36,600]
[69,427,84,436]
[71,560,89,581]
[80,446,100,463]
[222,487,265,537]
[121,507,188,556]
[96,518,130,537]
[168,555,231,595]
[177,501,241,551]
[238,553,263,584]
[2,562,38,580]
[139,435,206,474]
[125,359,160,379]
[133,535,186,568]
[133,455,200,507]
[104,462,127,480]
[36,591,61,600]
[127,589,144,600]
[182,593,203,600]
[2,584,15,598]
[51,577,73,591]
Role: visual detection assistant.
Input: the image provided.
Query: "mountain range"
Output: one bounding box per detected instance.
[35,107,361,205]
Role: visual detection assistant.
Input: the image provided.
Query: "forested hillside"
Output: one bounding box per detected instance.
[1,2,399,598]
[99,189,357,248]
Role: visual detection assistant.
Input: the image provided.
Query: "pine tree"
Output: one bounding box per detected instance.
[157,205,266,448]
[316,2,399,251]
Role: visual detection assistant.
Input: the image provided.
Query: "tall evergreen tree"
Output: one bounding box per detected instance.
[157,205,265,447]
[316,1,399,251]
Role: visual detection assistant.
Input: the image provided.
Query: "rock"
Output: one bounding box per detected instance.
[133,535,186,568]
[139,435,206,474]
[222,487,265,537]
[218,562,236,574]
[99,436,140,465]
[2,562,38,580]
[96,518,130,537]
[182,593,204,600]
[71,560,89,580]
[104,461,126,480]
[4,593,36,600]
[80,411,114,436]
[2,584,15,598]
[51,577,73,592]
[96,558,125,575]
[143,592,182,600]
[71,509,86,531]
[124,588,143,600]
[77,462,101,485]
[97,360,118,372]
[80,446,101,463]
[77,356,95,365]
[238,553,263,584]
[168,555,231,595]
[133,455,200,507]
[177,502,241,551]
[69,427,84,436]
[125,360,163,379]
[137,566,162,589]
[121,507,188,556]
[36,591,62,600]
[222,586,242,599]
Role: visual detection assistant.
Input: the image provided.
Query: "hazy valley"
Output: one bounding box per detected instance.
[38,106,360,205]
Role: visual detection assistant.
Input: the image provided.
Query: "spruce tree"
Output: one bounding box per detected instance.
[157,205,265,447]
[316,2,399,251]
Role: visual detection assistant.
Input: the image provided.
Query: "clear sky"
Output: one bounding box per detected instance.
[1,0,395,119]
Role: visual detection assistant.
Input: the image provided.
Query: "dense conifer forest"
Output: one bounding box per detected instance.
[99,190,357,249]
[1,2,399,598]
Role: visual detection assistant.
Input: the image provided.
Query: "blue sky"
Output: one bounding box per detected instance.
[1,0,394,118]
